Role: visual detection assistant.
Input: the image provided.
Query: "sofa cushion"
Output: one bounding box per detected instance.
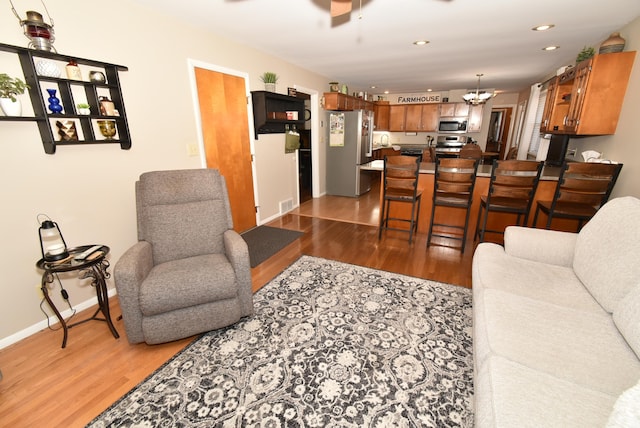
[475,356,617,428]
[574,197,640,313]
[139,254,237,316]
[606,379,640,428]
[613,283,640,359]
[477,288,640,396]
[473,243,604,313]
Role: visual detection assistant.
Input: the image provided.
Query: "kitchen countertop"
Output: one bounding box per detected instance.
[361,159,562,181]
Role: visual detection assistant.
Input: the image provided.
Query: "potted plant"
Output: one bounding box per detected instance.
[0,73,30,116]
[260,71,279,92]
[76,102,91,115]
[576,46,596,63]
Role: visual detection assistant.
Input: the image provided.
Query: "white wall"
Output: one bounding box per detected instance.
[0,0,329,346]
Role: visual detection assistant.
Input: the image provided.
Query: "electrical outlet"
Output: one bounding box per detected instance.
[186,143,199,157]
[35,284,44,299]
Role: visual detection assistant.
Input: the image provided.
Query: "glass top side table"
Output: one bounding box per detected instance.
[35,244,120,348]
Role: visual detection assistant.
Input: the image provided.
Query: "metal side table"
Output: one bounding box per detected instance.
[36,245,119,348]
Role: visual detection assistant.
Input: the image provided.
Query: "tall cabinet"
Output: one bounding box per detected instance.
[0,43,131,154]
[540,51,636,135]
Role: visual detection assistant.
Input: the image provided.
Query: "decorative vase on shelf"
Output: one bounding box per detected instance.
[599,32,626,54]
[0,97,22,116]
[265,82,276,92]
[47,89,63,114]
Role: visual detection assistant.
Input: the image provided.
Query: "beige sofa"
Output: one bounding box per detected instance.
[472,196,640,427]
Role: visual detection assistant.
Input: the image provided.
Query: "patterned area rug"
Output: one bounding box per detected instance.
[88,256,473,427]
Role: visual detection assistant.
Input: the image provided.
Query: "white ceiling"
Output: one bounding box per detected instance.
[134,0,640,94]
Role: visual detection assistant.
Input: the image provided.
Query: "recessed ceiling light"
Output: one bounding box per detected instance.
[384,90,390,94]
[370,85,377,89]
[413,40,429,46]
[532,24,555,31]
[542,45,560,51]
[427,89,432,92]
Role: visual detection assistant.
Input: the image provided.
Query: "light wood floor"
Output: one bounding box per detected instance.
[0,185,474,427]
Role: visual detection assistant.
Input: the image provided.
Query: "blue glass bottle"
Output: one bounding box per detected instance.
[47,89,63,114]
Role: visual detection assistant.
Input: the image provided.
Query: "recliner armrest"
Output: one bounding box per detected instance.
[114,241,154,344]
[223,230,254,315]
[504,226,577,267]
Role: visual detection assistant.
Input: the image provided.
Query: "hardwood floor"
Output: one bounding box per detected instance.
[0,186,474,427]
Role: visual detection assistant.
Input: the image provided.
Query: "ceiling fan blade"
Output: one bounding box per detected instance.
[330,0,352,17]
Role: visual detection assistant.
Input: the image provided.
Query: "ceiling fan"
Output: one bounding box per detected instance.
[330,0,353,17]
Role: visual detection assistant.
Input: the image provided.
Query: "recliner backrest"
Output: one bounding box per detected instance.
[136,169,234,265]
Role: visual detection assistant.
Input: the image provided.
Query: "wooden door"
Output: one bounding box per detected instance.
[194,67,256,233]
[404,104,422,131]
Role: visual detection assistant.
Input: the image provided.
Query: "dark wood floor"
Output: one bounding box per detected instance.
[0,188,473,427]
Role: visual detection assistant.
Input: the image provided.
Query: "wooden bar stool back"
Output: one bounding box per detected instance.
[378,155,423,243]
[475,159,544,243]
[533,161,623,231]
[458,143,483,160]
[427,157,479,252]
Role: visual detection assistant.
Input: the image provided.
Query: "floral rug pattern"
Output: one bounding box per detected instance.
[89,256,473,427]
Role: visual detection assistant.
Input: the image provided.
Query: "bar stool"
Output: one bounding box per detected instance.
[378,155,423,243]
[533,161,623,231]
[458,143,483,160]
[427,157,479,253]
[475,159,544,243]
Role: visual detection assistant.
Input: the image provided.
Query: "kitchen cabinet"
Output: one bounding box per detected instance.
[405,104,438,132]
[251,91,305,138]
[389,105,406,131]
[374,102,390,130]
[0,42,131,154]
[439,102,469,117]
[540,51,636,135]
[467,105,484,133]
[323,92,373,111]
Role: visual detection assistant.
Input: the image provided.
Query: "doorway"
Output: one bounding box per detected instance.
[297,94,312,203]
[488,107,513,160]
[189,61,258,233]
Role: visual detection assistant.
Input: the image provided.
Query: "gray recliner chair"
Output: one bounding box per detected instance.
[115,168,254,344]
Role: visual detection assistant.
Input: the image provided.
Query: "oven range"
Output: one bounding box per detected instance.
[435,135,468,157]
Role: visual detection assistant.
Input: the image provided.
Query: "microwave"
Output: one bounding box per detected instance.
[438,118,468,133]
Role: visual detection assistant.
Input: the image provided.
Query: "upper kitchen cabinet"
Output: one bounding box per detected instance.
[404,104,438,132]
[389,104,406,131]
[439,102,469,117]
[467,105,484,133]
[540,51,636,135]
[374,102,390,130]
[323,92,373,111]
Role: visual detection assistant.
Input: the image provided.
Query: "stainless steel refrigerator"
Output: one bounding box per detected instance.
[326,110,373,197]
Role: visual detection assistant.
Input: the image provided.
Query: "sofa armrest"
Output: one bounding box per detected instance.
[114,241,153,344]
[504,226,578,267]
[223,229,254,316]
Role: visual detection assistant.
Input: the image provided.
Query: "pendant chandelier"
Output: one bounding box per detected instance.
[462,74,495,105]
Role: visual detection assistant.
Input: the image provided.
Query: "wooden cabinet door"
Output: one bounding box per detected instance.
[540,77,558,133]
[454,102,470,117]
[439,103,456,117]
[467,105,484,132]
[374,103,390,130]
[420,104,439,131]
[565,61,591,133]
[389,105,406,131]
[404,104,422,131]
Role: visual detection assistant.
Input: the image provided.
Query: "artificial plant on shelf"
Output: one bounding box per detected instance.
[576,46,596,63]
[260,71,279,92]
[0,73,30,116]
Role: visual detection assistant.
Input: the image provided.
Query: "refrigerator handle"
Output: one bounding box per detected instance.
[366,112,374,157]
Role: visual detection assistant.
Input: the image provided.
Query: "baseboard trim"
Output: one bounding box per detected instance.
[0,288,118,350]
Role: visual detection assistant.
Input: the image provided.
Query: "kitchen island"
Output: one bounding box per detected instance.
[361,160,575,243]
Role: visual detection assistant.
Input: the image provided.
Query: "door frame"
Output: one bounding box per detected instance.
[292,85,321,198]
[186,58,260,225]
